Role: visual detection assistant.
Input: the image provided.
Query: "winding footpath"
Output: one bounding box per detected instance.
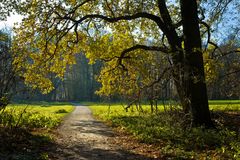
[49,105,155,160]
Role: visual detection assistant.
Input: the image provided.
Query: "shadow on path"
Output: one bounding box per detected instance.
[71,120,114,137]
[50,143,157,160]
[49,105,157,160]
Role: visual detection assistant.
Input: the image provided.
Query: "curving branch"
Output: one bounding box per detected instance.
[120,45,170,59]
[219,69,240,79]
[199,21,212,51]
[99,44,170,71]
[56,12,167,35]
[219,49,240,57]
[53,2,182,52]
[117,44,170,71]
[78,13,162,26]
[200,15,240,57]
[199,20,225,58]
[52,1,183,63]
[198,6,206,21]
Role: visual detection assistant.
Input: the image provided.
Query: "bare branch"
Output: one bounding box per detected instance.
[220,49,240,57]
[78,13,160,24]
[57,12,166,35]
[219,69,240,79]
[117,44,170,72]
[142,67,170,90]
[120,45,169,59]
[207,40,240,59]
[54,3,182,52]
[199,21,212,52]
[199,21,229,59]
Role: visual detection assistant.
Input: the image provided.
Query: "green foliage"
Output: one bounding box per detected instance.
[0,96,9,109]
[5,0,182,95]
[203,48,223,84]
[40,152,49,160]
[89,102,240,159]
[230,141,240,159]
[0,103,74,129]
[55,109,68,114]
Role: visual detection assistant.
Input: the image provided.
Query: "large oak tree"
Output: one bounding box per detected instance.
[12,0,239,126]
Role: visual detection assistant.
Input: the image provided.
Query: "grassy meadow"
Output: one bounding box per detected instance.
[89,100,240,159]
[0,100,239,159]
[209,100,240,111]
[0,102,74,129]
[0,102,74,159]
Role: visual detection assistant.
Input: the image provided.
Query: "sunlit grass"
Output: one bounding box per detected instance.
[0,102,75,159]
[89,100,240,159]
[209,100,240,104]
[1,102,74,129]
[8,103,74,118]
[209,100,240,111]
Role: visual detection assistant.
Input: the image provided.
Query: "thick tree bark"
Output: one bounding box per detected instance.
[180,0,214,127]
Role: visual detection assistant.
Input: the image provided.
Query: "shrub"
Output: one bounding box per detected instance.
[0,109,60,129]
[55,109,68,114]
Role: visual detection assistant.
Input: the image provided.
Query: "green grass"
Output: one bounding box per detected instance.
[89,100,240,159]
[0,102,74,129]
[209,100,240,111]
[209,100,240,105]
[0,102,75,160]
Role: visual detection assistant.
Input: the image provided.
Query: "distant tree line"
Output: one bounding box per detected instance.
[13,47,240,103]
[14,54,102,102]
[207,41,240,100]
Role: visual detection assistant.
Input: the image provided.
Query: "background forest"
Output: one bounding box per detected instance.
[27,38,240,101]
[1,29,239,102]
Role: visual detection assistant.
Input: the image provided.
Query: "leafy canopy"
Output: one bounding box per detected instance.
[12,0,239,95]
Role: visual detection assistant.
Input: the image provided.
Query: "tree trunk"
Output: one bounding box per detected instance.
[180,0,214,127]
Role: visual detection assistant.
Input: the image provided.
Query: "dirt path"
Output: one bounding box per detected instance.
[49,105,155,160]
